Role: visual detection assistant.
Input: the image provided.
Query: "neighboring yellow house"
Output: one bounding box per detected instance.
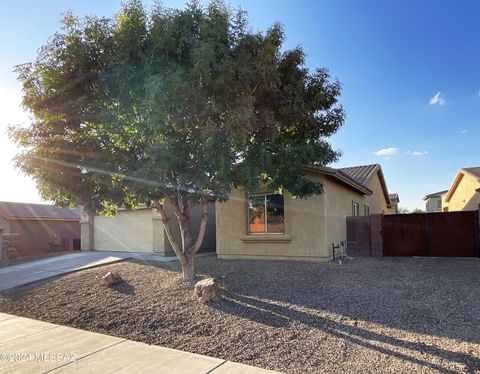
[442,167,480,212]
[423,190,448,212]
[216,164,392,262]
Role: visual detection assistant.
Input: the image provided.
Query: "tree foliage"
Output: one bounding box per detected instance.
[10,0,345,279]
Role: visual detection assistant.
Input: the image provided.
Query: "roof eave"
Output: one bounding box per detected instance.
[302,165,373,195]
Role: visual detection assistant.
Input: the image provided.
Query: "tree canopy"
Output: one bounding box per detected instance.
[10,0,345,280]
[11,0,344,213]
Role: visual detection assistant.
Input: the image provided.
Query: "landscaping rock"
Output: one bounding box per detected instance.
[193,277,218,303]
[101,272,123,286]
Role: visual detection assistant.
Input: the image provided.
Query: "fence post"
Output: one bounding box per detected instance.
[370,214,384,257]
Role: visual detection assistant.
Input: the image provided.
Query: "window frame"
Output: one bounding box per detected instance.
[352,201,360,216]
[247,192,285,235]
[364,204,370,216]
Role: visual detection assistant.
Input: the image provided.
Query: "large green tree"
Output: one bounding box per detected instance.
[10,0,344,282]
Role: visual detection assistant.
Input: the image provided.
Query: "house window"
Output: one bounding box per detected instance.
[364,205,370,216]
[248,193,285,234]
[437,200,442,209]
[352,202,359,216]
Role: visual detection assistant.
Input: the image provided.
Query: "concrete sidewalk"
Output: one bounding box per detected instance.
[0,313,279,373]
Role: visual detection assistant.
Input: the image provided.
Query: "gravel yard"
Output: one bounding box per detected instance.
[1,256,479,373]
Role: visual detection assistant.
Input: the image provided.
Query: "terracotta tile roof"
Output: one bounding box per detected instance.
[338,164,379,187]
[0,201,81,220]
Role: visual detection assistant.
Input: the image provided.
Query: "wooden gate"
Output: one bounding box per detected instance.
[384,211,479,257]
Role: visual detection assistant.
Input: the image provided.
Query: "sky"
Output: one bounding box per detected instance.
[0,0,479,210]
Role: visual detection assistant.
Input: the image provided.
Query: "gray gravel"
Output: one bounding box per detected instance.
[1,256,479,373]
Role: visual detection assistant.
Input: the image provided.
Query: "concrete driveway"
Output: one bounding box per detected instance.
[0,252,132,292]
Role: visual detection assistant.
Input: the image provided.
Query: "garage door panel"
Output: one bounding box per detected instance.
[94,209,153,252]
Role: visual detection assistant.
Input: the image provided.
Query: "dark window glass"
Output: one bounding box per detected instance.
[266,194,285,233]
[248,193,285,234]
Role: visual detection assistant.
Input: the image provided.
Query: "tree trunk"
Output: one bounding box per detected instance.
[153,197,210,283]
[181,256,195,283]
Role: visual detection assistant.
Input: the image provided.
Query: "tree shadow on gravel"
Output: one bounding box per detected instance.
[216,292,480,374]
[109,281,135,295]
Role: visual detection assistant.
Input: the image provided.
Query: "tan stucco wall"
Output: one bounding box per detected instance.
[323,177,364,257]
[89,202,215,255]
[445,173,480,211]
[216,187,329,261]
[216,169,389,262]
[94,208,155,252]
[364,173,389,214]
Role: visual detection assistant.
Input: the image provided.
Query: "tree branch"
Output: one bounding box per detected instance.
[165,194,187,221]
[152,199,187,264]
[190,197,209,256]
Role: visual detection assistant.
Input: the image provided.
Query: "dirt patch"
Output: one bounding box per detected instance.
[1,256,479,373]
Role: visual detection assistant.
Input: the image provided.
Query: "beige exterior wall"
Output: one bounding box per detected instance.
[323,177,364,257]
[445,173,480,211]
[88,202,215,255]
[215,171,378,261]
[216,168,390,262]
[94,208,156,252]
[364,173,389,214]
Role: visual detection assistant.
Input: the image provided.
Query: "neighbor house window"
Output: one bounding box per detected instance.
[437,200,442,209]
[364,205,370,216]
[352,202,359,216]
[248,193,285,234]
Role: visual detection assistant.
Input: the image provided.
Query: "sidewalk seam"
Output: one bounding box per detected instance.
[0,324,61,347]
[42,338,128,374]
[205,360,228,373]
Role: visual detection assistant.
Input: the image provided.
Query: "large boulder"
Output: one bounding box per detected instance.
[193,278,219,303]
[102,272,123,286]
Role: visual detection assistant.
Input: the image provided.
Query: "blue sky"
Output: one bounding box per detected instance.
[0,0,478,210]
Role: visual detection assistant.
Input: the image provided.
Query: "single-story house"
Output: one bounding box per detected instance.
[423,190,448,212]
[216,163,392,262]
[442,167,480,212]
[0,201,81,261]
[81,203,216,255]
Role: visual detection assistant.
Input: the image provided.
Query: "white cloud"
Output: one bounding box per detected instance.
[428,91,446,106]
[461,129,468,134]
[406,150,428,156]
[374,147,399,156]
